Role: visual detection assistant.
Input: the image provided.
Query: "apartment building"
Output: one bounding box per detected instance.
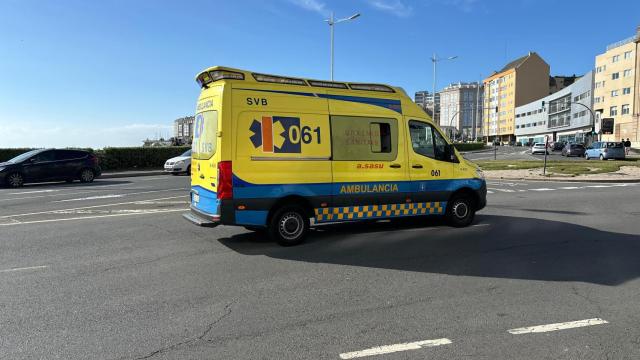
[438,82,483,140]
[515,71,594,145]
[483,52,550,143]
[173,116,195,145]
[594,30,639,145]
[414,91,440,123]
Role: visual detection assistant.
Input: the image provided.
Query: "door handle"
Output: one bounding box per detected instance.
[412,164,423,169]
[389,163,402,169]
[199,174,205,179]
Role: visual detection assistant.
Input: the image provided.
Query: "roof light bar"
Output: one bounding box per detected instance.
[308,80,348,89]
[209,70,244,81]
[252,73,308,86]
[349,83,395,93]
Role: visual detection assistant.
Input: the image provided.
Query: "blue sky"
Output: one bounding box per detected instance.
[1,0,639,148]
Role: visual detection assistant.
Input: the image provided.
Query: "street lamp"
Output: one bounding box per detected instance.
[430,54,457,125]
[325,12,361,81]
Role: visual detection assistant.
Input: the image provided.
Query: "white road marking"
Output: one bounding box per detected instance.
[487,190,494,194]
[56,194,125,202]
[1,187,185,202]
[586,185,612,188]
[487,188,516,193]
[0,208,189,226]
[559,186,581,190]
[529,188,555,191]
[0,196,186,219]
[0,265,48,273]
[8,189,58,195]
[339,338,452,359]
[507,318,608,335]
[52,188,185,203]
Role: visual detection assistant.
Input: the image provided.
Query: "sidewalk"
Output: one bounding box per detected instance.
[485,166,640,183]
[101,169,167,179]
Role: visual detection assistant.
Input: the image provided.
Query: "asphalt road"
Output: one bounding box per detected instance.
[1,175,639,359]
[463,146,587,161]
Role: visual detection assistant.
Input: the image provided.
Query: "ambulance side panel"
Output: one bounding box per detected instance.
[231,84,332,226]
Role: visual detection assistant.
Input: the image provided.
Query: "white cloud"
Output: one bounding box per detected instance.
[0,122,172,149]
[367,0,413,17]
[288,0,329,16]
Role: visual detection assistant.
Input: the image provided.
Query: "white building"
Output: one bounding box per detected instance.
[515,71,595,145]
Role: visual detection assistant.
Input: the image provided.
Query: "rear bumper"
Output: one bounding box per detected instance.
[182,206,220,227]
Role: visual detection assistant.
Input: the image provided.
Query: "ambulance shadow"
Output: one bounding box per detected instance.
[218,214,640,286]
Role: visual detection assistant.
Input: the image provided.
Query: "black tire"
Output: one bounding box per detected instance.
[585,153,589,160]
[599,154,605,161]
[446,194,476,228]
[79,168,95,183]
[268,205,309,246]
[6,172,24,188]
[171,173,179,176]
[185,165,191,175]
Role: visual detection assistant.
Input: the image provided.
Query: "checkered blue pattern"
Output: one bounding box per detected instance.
[314,202,445,222]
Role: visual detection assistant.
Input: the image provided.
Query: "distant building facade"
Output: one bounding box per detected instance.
[549,75,578,95]
[483,52,551,143]
[594,29,639,145]
[173,116,195,145]
[414,91,440,123]
[515,71,594,145]
[438,82,484,140]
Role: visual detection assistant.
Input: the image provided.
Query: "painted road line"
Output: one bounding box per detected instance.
[487,190,494,194]
[529,188,555,191]
[7,189,59,195]
[487,188,516,193]
[559,186,582,190]
[507,318,608,335]
[0,265,48,273]
[339,338,452,359]
[0,208,189,226]
[52,188,185,203]
[586,185,613,188]
[0,196,186,219]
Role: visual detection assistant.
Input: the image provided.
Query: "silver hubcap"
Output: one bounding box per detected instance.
[452,201,469,219]
[279,212,303,240]
[9,174,21,186]
[81,170,93,181]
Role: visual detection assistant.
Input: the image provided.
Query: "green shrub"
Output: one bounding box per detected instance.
[453,143,485,152]
[0,147,190,171]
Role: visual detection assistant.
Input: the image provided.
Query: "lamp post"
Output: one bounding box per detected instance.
[431,54,458,125]
[448,109,460,141]
[325,12,361,81]
[570,101,596,144]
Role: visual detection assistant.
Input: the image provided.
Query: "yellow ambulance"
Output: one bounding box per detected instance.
[183,66,486,246]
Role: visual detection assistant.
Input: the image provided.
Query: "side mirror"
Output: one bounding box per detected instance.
[447,144,458,162]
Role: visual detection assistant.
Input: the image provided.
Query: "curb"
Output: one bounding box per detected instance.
[486,176,640,183]
[101,171,167,179]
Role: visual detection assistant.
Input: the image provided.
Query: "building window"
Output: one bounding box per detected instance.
[610,106,618,116]
[612,55,620,63]
[622,104,630,115]
[624,51,633,59]
[624,69,632,77]
[611,90,619,97]
[612,72,620,80]
[623,87,631,95]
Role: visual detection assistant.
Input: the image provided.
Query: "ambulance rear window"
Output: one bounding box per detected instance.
[192,110,218,160]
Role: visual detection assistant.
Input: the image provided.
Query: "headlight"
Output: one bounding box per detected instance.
[175,160,184,165]
[475,168,485,180]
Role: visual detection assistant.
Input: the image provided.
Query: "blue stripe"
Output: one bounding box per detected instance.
[235,210,268,226]
[233,88,403,114]
[232,174,483,199]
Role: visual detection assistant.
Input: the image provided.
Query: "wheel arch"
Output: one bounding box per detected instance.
[267,195,315,223]
[448,187,480,210]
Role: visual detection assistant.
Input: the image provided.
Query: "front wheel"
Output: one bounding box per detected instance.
[79,168,95,183]
[585,153,589,160]
[268,205,309,246]
[446,195,476,228]
[6,172,24,188]
[599,154,605,161]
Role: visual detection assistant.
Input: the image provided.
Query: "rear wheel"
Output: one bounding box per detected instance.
[446,194,476,228]
[6,173,24,188]
[585,153,589,160]
[599,154,605,161]
[185,165,191,175]
[268,205,309,246]
[79,168,95,183]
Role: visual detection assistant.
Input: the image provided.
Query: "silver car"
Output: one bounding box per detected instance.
[530,143,548,155]
[584,142,625,160]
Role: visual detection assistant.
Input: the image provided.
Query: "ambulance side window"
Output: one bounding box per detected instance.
[331,116,398,161]
[409,121,448,162]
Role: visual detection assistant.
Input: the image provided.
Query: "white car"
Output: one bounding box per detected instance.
[530,143,549,155]
[164,149,191,175]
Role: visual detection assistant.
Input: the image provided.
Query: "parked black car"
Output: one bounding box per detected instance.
[561,143,586,157]
[0,149,101,188]
[551,141,566,151]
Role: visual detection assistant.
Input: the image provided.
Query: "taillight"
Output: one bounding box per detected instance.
[217,161,233,200]
[89,154,99,165]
